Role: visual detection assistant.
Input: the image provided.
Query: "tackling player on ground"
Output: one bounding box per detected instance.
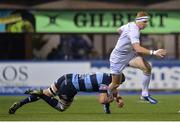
[9,73,125,114]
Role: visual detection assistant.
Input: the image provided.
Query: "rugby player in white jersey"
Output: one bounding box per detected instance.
[109,11,167,104]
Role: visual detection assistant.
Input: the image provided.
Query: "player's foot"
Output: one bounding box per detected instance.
[24,89,43,95]
[140,95,158,104]
[103,103,111,114]
[8,102,21,114]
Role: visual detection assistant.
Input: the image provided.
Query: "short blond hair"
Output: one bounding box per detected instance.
[136,11,149,18]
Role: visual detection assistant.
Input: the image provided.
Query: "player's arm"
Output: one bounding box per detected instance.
[132,42,151,55]
[98,87,124,108]
[129,29,151,55]
[132,42,167,58]
[112,89,124,108]
[129,27,166,58]
[98,92,113,104]
[114,95,124,108]
[98,84,114,104]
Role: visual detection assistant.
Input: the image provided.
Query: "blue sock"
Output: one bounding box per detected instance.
[104,103,111,114]
[20,95,40,106]
[40,94,58,108]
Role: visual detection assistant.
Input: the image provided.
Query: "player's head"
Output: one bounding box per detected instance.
[135,11,149,30]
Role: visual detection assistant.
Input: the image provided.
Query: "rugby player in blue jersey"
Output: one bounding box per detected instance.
[9,73,125,114]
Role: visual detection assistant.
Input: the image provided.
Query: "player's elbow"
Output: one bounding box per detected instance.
[134,48,142,54]
[132,43,143,54]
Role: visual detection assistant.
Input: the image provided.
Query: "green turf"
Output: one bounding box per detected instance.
[0,95,180,121]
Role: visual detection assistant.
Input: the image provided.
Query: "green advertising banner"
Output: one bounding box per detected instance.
[34,10,180,33]
[1,10,179,33]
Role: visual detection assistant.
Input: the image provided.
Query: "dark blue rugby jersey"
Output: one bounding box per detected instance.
[68,73,112,92]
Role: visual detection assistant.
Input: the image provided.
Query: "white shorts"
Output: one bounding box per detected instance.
[109,50,136,74]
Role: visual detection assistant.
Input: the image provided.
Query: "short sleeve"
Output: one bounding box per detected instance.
[119,25,125,31]
[129,28,140,44]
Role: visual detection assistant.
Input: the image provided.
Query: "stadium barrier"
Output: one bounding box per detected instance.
[0,60,179,94]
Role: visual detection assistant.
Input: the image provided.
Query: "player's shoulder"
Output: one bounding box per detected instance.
[120,22,135,31]
[129,22,139,30]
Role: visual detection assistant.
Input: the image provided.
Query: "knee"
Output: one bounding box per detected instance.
[112,75,121,86]
[55,101,71,112]
[142,63,152,74]
[55,102,66,112]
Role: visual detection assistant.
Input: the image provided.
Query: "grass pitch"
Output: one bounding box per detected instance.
[0,94,180,121]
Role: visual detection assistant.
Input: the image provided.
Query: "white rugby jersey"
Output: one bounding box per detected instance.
[110,22,140,64]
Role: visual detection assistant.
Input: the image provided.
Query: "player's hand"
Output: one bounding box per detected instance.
[116,96,124,108]
[108,94,114,103]
[153,49,167,58]
[112,90,118,97]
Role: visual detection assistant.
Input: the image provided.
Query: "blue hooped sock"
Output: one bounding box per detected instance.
[20,95,40,106]
[40,94,59,108]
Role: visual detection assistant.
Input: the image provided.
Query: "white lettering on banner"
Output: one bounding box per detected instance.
[0,65,28,86]
[0,62,90,87]
[151,67,180,89]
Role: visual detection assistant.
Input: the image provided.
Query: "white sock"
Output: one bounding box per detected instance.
[141,73,151,96]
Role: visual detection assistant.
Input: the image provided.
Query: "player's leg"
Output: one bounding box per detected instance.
[25,84,69,112]
[109,57,128,93]
[109,74,121,90]
[27,80,77,112]
[56,80,77,111]
[26,84,69,112]
[98,93,111,114]
[41,84,75,112]
[129,56,157,104]
[9,87,55,114]
[103,72,125,114]
[25,75,71,111]
[9,87,51,114]
[103,103,111,114]
[8,95,40,114]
